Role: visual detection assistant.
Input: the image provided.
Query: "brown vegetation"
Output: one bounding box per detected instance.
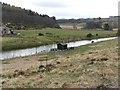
[1,39,118,88]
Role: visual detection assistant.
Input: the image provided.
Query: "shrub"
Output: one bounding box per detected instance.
[39,65,44,69]
[96,34,98,36]
[2,81,5,84]
[17,71,25,75]
[104,23,112,30]
[32,71,37,74]
[37,69,45,73]
[97,84,108,89]
[56,61,61,64]
[85,21,102,29]
[86,33,93,38]
[14,70,19,72]
[45,64,55,71]
[38,33,44,36]
[88,60,94,65]
[4,75,12,79]
[100,58,108,61]
[13,74,17,78]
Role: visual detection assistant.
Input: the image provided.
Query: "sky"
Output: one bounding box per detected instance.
[1,0,120,19]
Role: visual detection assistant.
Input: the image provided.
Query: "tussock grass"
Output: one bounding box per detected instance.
[2,39,118,88]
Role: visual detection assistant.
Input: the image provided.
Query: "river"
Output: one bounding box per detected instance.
[0,37,117,60]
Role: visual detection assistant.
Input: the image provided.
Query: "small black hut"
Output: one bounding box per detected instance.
[57,43,67,50]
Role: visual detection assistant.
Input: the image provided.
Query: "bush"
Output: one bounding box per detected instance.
[32,71,37,74]
[86,33,93,38]
[97,84,108,89]
[38,33,44,36]
[96,34,98,36]
[100,58,108,61]
[13,74,17,78]
[39,65,44,69]
[17,71,25,75]
[85,21,102,29]
[56,61,61,64]
[104,23,112,30]
[2,81,5,84]
[7,75,12,79]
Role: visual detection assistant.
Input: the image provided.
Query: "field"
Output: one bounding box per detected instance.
[2,28,117,51]
[59,23,86,29]
[1,38,118,88]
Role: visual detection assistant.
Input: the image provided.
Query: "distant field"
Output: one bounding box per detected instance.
[59,23,86,29]
[2,28,117,51]
[59,23,86,26]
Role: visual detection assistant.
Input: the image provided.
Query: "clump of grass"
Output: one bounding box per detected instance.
[2,81,5,84]
[100,58,108,61]
[14,70,19,72]
[61,82,69,88]
[38,57,49,61]
[7,75,12,79]
[87,57,90,59]
[88,61,94,65]
[44,64,56,72]
[0,74,3,77]
[37,64,55,73]
[87,59,96,65]
[56,61,61,64]
[17,71,25,75]
[37,70,45,73]
[91,59,96,61]
[46,64,55,69]
[13,73,18,78]
[12,70,26,78]
[32,71,38,74]
[96,84,108,89]
[88,52,93,54]
[0,74,7,78]
[39,65,45,69]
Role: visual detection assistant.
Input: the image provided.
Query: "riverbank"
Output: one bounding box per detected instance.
[1,38,118,88]
[2,28,117,51]
[1,37,117,60]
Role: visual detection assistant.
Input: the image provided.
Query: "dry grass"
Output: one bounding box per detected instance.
[1,39,118,88]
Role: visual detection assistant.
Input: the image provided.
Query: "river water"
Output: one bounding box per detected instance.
[0,37,117,60]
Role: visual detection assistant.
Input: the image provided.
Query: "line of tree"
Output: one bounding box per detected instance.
[84,21,114,30]
[2,2,56,19]
[84,21,102,29]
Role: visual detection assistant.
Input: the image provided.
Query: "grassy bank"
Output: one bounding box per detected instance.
[2,28,117,51]
[2,39,118,88]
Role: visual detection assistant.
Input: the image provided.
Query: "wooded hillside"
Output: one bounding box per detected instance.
[2,3,60,29]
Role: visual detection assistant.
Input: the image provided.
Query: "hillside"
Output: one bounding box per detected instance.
[2,3,60,29]
[2,39,118,88]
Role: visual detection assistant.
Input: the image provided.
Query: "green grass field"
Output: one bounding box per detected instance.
[2,28,117,51]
